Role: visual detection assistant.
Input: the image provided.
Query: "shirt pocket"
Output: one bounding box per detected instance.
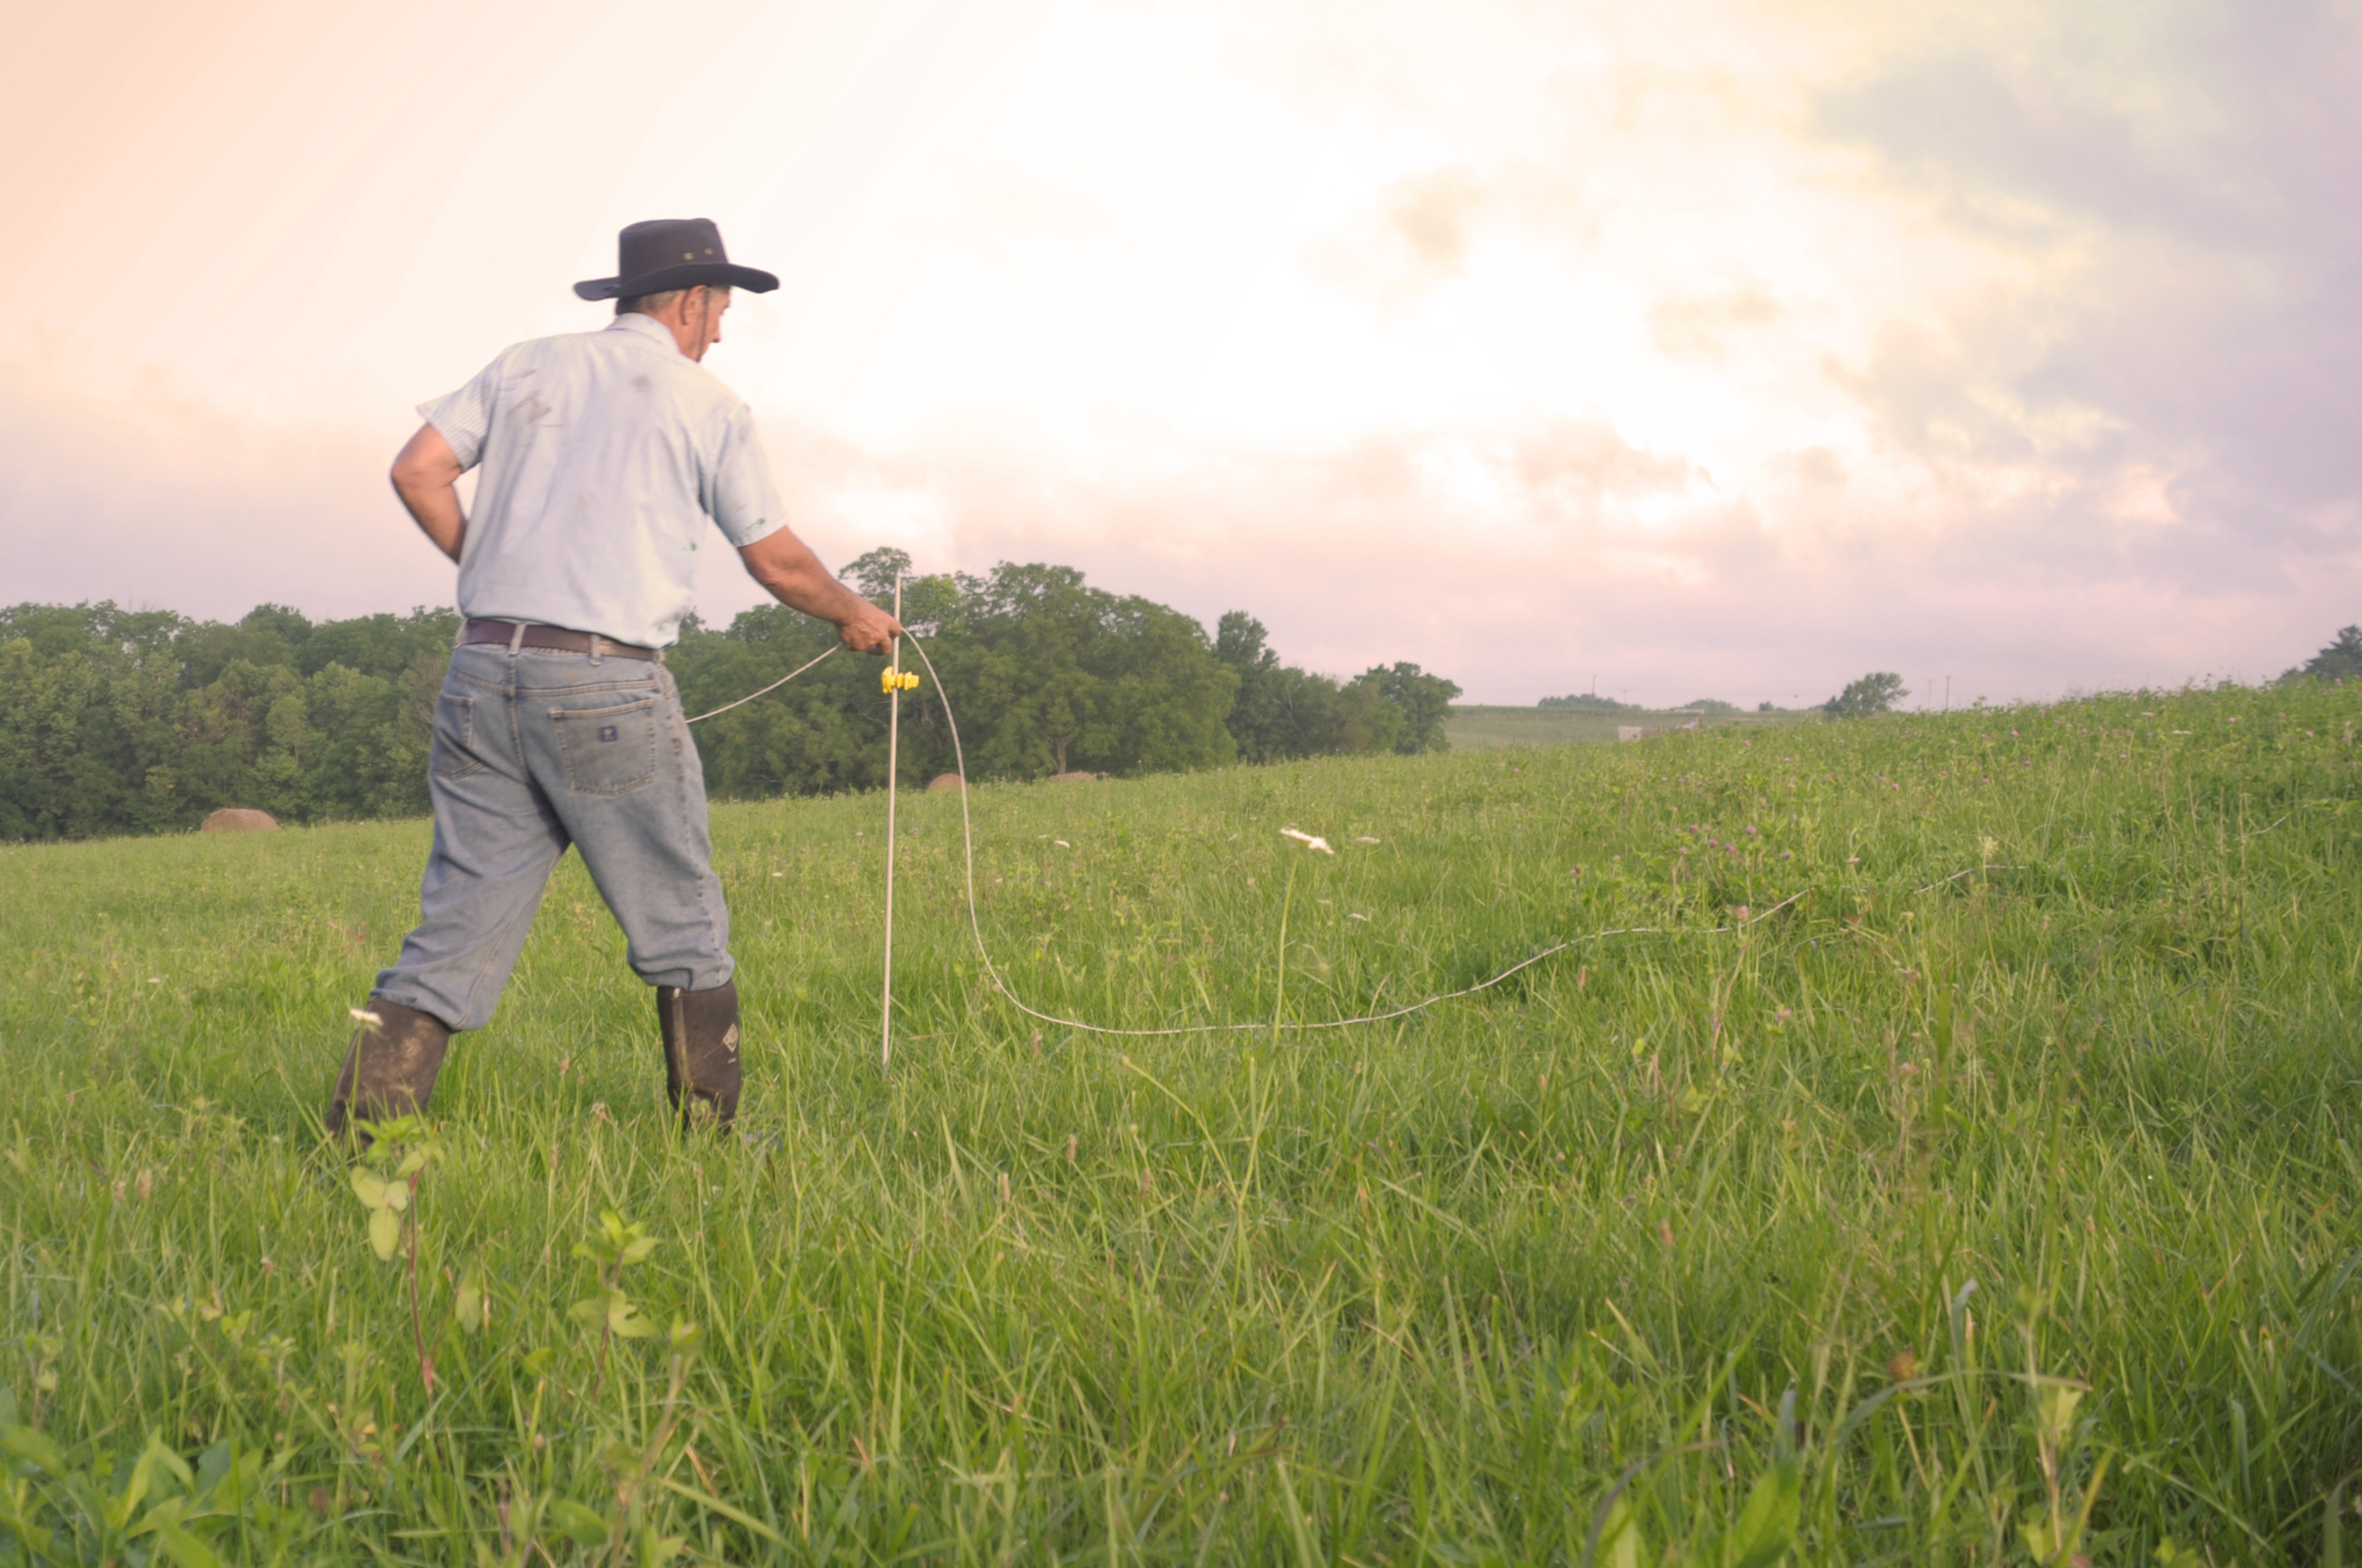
[552,694,661,797]
[430,692,487,779]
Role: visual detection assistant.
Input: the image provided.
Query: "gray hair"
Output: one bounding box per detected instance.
[617,283,731,318]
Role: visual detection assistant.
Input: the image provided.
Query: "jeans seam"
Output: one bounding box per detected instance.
[669,675,727,977]
[459,872,549,1023]
[456,668,553,1021]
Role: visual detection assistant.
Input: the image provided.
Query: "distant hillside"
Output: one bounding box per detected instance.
[1538,692,1644,711]
[1446,703,1806,750]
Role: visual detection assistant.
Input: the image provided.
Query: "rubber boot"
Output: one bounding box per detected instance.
[656,980,741,1130]
[325,997,453,1141]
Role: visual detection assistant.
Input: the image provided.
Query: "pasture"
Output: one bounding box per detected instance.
[1443,706,1801,751]
[4,682,2361,1565]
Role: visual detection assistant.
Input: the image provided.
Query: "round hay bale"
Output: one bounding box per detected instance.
[1048,771,1100,783]
[201,808,279,833]
[927,773,965,793]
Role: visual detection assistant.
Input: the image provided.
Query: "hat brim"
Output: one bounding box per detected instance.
[573,261,779,301]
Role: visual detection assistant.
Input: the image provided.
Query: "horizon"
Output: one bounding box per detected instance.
[15,587,2319,715]
[5,0,2356,707]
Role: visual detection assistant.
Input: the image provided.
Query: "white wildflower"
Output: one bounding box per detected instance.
[1353,836,1380,844]
[1280,827,1335,855]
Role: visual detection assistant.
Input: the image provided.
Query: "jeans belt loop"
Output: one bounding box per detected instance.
[590,633,605,666]
[506,622,525,656]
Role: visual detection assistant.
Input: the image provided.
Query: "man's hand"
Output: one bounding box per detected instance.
[738,528,904,655]
[390,424,467,561]
[831,596,903,656]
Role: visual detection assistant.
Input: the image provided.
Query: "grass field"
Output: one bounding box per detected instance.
[1444,707,1804,751]
[6,682,2362,1564]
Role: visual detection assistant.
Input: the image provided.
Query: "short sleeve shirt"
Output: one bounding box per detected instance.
[417,312,785,648]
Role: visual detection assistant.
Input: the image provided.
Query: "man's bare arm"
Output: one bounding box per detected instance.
[390,424,467,562]
[739,527,903,655]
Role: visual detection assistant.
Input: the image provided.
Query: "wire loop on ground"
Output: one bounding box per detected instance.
[670,624,1806,1039]
[898,633,1806,1037]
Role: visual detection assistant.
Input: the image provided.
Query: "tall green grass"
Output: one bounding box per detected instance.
[5,682,2362,1564]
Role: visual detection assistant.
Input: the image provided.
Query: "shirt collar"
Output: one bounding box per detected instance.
[604,312,685,358]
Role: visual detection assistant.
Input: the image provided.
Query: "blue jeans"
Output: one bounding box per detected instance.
[374,643,734,1031]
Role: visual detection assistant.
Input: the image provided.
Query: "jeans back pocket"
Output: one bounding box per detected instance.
[552,694,660,796]
[430,691,487,779]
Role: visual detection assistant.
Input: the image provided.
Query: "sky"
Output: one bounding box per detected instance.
[4,0,2357,707]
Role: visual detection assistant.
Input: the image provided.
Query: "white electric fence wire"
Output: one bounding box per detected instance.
[681,646,839,724]
[662,626,1808,1044]
[897,632,1806,1038]
[881,577,906,1068]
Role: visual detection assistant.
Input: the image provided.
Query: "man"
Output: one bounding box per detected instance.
[328,217,899,1138]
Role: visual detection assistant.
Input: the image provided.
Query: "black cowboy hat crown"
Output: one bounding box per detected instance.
[573,218,779,301]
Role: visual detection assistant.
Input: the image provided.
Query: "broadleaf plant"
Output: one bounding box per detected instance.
[573,1210,661,1400]
[346,1113,442,1397]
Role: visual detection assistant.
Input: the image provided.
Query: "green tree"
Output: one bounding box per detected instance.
[671,606,876,799]
[1213,615,1461,761]
[1214,613,1361,762]
[1821,672,1908,718]
[2280,625,2362,683]
[178,605,309,687]
[300,662,430,820]
[0,600,449,839]
[1213,612,1294,762]
[0,562,1457,837]
[298,606,460,680]
[957,563,1235,777]
[1359,662,1461,755]
[0,603,192,838]
[678,560,1238,793]
[842,547,916,605]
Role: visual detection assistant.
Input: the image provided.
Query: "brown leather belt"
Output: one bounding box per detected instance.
[459,620,659,661]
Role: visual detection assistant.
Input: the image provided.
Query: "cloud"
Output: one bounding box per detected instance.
[1649,284,1783,364]
[1770,447,1847,488]
[1372,168,1489,275]
[1811,53,2243,241]
[943,161,1113,261]
[1305,166,1492,305]
[745,400,2361,702]
[1508,418,1694,517]
[1810,2,2362,525]
[0,354,451,621]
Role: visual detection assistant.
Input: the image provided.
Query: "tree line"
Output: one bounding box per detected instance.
[0,549,1459,841]
[1536,692,1743,713]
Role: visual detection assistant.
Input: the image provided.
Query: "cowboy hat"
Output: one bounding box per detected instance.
[573,217,779,301]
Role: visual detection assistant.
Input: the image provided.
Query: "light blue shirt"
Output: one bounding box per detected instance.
[419,313,786,649]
